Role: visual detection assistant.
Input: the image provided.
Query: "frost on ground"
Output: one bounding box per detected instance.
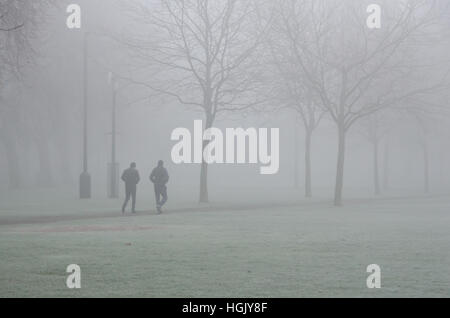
[0,189,449,297]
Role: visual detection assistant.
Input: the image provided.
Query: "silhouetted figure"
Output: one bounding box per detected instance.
[121,162,140,213]
[150,160,169,213]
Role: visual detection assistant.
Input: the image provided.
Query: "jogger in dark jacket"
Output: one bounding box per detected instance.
[150,160,169,213]
[121,162,140,213]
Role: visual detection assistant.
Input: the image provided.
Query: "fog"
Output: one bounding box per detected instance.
[1,0,450,205]
[3,0,450,299]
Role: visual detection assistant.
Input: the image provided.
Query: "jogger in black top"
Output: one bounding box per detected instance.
[150,160,169,213]
[121,162,140,213]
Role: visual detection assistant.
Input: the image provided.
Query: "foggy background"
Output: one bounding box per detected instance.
[2,0,450,299]
[1,0,450,206]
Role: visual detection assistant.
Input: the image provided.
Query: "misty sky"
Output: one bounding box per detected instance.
[1,0,449,202]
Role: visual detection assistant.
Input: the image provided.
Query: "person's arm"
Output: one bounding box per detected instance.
[136,171,140,184]
[121,170,126,182]
[164,169,169,184]
[149,169,155,183]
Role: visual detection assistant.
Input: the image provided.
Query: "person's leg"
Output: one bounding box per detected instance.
[131,187,136,213]
[154,185,161,206]
[122,187,131,213]
[160,185,168,207]
[155,185,163,213]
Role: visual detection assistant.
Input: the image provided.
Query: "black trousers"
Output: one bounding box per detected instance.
[122,185,137,212]
[154,184,168,207]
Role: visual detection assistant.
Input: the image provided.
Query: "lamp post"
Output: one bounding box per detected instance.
[79,31,91,199]
[108,72,119,198]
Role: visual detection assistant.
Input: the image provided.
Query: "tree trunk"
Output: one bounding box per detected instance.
[293,118,299,189]
[423,142,429,194]
[1,135,21,189]
[36,137,53,187]
[304,130,312,198]
[334,125,346,206]
[294,116,300,189]
[199,115,212,203]
[382,141,389,192]
[199,160,209,203]
[373,140,380,196]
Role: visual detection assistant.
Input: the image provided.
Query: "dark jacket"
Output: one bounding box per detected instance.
[150,166,169,186]
[121,168,140,187]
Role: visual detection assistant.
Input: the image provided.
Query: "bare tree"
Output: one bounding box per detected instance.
[0,0,53,188]
[357,112,397,196]
[406,109,449,194]
[265,59,324,197]
[260,11,327,198]
[275,0,448,205]
[122,0,271,202]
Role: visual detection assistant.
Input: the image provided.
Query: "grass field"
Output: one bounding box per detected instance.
[0,188,449,297]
